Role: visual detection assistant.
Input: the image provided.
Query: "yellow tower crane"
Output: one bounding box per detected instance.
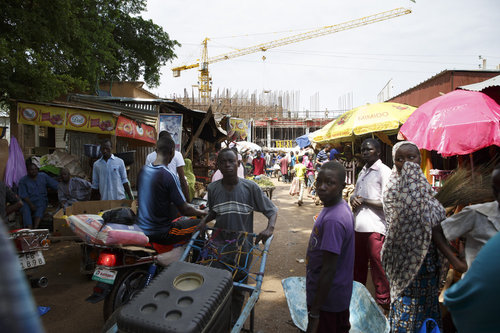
[172,7,411,102]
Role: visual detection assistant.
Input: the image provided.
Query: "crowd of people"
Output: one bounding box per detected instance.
[304,138,500,333]
[1,133,499,333]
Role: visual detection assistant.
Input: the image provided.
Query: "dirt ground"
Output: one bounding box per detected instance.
[30,178,335,332]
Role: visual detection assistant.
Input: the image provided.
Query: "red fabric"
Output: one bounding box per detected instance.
[353,231,390,304]
[148,242,174,253]
[279,158,289,175]
[252,157,265,175]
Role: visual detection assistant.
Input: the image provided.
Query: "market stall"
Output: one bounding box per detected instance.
[159,102,227,184]
[12,99,157,187]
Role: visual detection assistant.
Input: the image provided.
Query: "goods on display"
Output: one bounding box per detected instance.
[67,214,149,246]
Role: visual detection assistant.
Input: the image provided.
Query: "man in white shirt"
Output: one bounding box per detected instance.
[145,131,190,201]
[350,138,391,307]
[91,140,133,201]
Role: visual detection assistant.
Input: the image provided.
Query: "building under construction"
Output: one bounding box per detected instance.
[170,7,413,148]
[174,88,338,148]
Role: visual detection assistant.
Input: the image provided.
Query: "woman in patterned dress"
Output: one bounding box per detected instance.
[382,141,447,332]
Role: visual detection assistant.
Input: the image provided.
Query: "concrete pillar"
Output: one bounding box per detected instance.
[267,120,271,148]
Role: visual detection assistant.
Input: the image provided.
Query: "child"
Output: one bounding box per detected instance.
[306,161,354,333]
[305,153,316,197]
[290,155,307,205]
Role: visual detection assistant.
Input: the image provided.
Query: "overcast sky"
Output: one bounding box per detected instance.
[142,0,500,112]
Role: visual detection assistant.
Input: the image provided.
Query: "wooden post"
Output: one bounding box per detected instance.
[470,153,475,182]
[111,134,117,153]
[184,106,213,159]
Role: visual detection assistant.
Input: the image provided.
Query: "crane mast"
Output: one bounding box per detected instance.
[172,7,412,102]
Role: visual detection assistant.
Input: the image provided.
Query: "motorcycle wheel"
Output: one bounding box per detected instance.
[103,267,150,321]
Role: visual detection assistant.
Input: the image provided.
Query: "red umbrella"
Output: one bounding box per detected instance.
[399,90,500,157]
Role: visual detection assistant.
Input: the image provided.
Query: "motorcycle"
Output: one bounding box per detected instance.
[86,198,207,320]
[86,240,186,320]
[9,228,50,288]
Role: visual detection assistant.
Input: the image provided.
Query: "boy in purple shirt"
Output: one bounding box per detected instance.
[306,161,355,333]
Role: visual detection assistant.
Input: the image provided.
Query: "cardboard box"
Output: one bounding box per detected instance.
[52,200,135,237]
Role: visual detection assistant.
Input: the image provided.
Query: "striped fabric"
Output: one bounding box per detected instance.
[213,201,254,217]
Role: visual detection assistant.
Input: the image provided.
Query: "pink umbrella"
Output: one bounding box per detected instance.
[399,90,500,156]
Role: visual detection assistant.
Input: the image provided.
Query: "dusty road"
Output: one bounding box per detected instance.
[32,178,324,332]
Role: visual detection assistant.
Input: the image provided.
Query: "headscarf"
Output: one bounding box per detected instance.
[183,158,196,201]
[382,141,447,302]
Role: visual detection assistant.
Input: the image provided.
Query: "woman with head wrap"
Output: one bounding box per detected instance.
[382,141,447,332]
[183,158,196,201]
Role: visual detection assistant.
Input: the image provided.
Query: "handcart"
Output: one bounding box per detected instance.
[260,185,275,199]
[180,228,274,333]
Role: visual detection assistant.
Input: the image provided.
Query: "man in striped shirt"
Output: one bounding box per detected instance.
[315,145,331,171]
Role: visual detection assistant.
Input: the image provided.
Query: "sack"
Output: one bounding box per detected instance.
[289,177,300,196]
[418,318,440,333]
[102,208,136,226]
[67,214,149,246]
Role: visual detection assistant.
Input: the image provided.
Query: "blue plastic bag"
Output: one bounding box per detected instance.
[418,318,440,333]
[38,306,51,316]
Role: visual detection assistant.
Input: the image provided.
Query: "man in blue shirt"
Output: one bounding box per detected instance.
[91,140,133,201]
[19,163,58,228]
[137,135,206,245]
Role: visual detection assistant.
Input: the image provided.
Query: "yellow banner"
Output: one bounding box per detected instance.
[275,140,293,148]
[17,102,116,134]
[18,103,66,128]
[66,109,115,134]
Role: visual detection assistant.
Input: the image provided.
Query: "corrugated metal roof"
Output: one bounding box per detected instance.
[389,69,500,101]
[16,95,227,142]
[458,74,500,91]
[68,94,226,141]
[16,99,121,117]
[67,94,159,126]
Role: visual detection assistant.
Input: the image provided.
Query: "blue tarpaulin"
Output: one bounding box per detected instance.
[282,277,389,332]
[295,134,311,149]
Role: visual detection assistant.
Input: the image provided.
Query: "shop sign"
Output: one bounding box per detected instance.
[18,103,66,128]
[158,114,183,152]
[228,118,249,141]
[116,116,156,144]
[18,102,116,135]
[275,140,294,148]
[66,109,115,134]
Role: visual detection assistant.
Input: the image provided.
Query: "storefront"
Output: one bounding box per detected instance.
[12,100,157,187]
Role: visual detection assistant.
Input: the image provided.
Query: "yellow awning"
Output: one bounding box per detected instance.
[312,102,416,144]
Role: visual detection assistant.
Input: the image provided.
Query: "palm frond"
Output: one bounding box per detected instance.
[435,158,498,208]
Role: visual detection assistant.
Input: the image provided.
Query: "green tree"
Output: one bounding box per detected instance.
[0,0,179,102]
